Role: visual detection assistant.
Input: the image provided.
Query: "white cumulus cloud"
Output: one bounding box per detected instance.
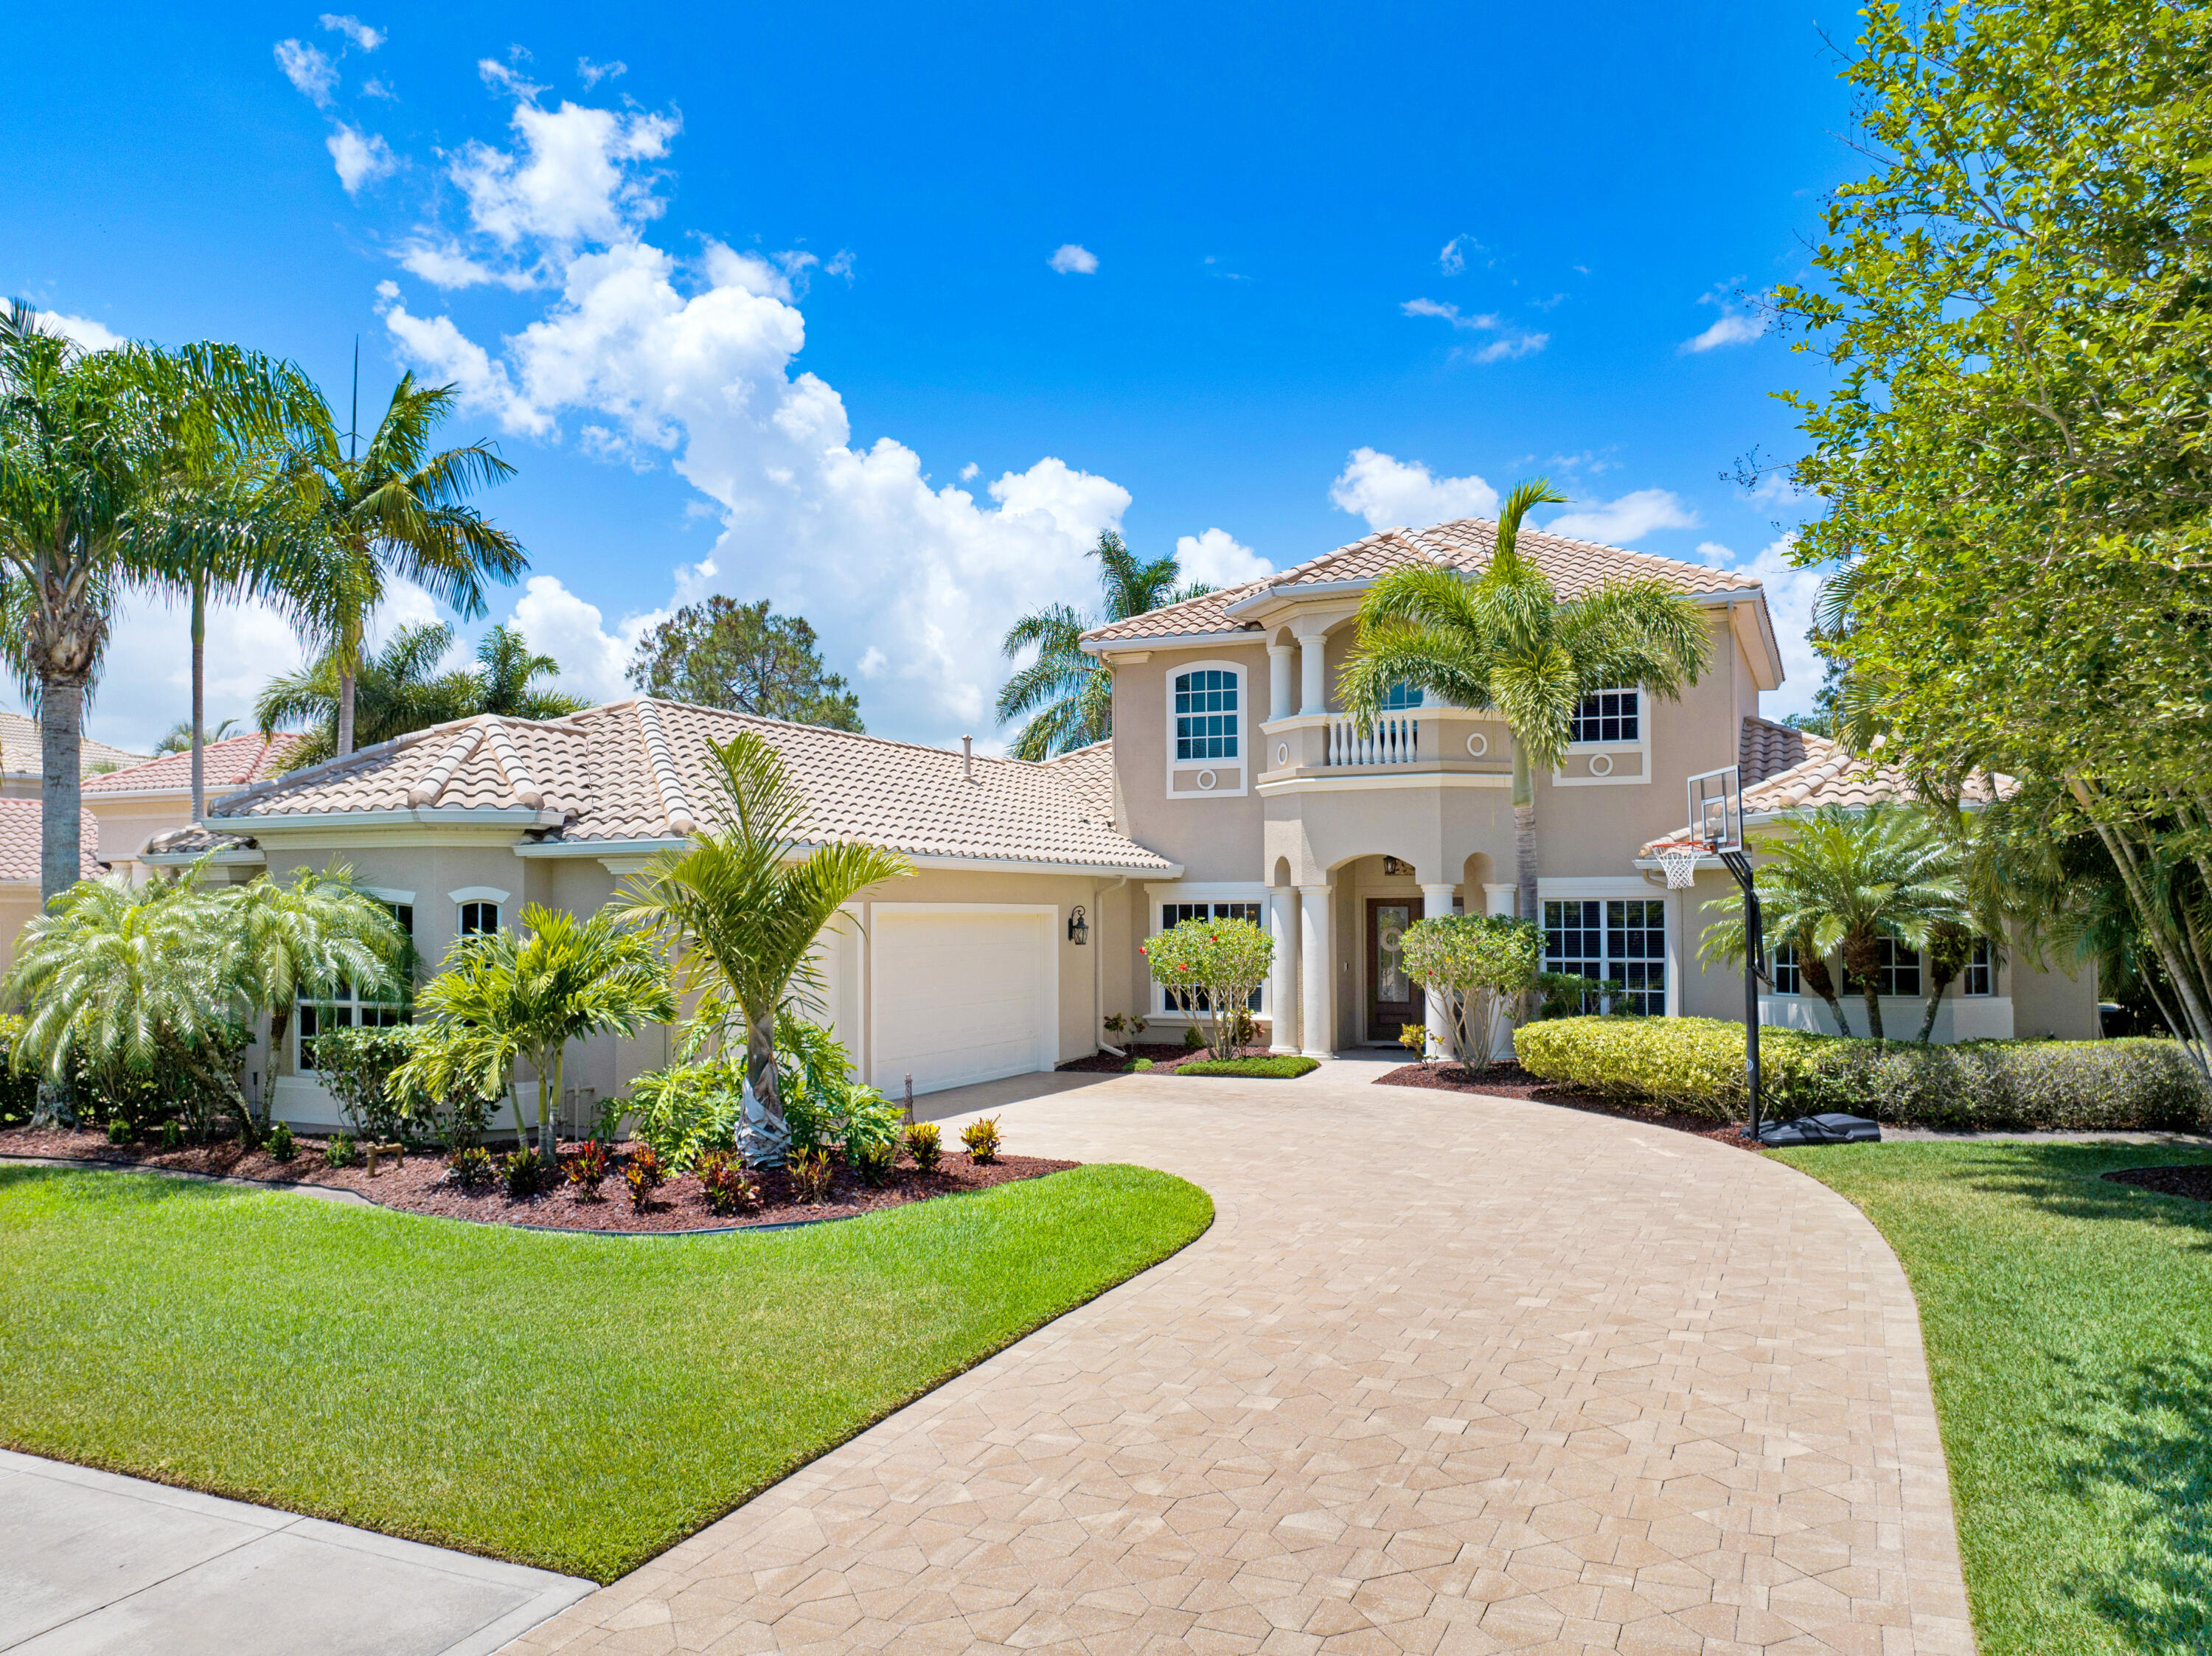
[274,39,338,105]
[1175,529,1272,589]
[1329,448,1499,531]
[1680,282,1768,354]
[319,13,384,50]
[373,83,1138,745]
[35,310,124,352]
[1698,535,1822,714]
[1048,243,1099,274]
[1545,488,1697,545]
[508,575,663,706]
[327,125,397,194]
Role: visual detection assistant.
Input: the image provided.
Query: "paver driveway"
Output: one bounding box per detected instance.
[506,1065,1974,1656]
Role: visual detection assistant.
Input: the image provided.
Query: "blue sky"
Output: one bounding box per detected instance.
[7,2,1849,754]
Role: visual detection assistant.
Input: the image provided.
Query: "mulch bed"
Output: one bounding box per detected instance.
[1374,1062,1764,1152]
[0,1126,1076,1234]
[2104,1164,2212,1203]
[1057,1042,1242,1075]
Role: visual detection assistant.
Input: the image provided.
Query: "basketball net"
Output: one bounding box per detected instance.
[1654,841,1703,890]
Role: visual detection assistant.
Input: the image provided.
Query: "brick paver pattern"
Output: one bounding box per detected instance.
[503,1071,1975,1655]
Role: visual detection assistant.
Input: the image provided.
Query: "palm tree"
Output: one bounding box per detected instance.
[1340,480,1712,923]
[614,731,914,1161]
[156,716,239,756]
[996,531,1214,760]
[1700,804,1969,1040]
[255,622,540,766]
[0,305,316,899]
[285,372,528,757]
[394,904,674,1163]
[473,623,589,720]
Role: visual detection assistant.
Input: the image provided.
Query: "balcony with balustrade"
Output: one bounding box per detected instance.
[1255,702,1515,793]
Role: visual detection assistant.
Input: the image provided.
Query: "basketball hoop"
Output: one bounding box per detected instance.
[1653,840,1703,890]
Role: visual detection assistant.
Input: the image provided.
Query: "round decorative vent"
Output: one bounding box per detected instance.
[1197,769,1217,790]
[1589,754,1615,776]
[1465,731,1489,757]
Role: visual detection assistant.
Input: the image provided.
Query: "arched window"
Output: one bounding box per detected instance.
[459,900,500,937]
[1173,668,1239,760]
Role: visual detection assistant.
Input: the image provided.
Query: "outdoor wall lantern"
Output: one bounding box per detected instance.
[1068,905,1089,945]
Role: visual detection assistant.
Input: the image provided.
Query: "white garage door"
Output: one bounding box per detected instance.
[871,906,1058,1096]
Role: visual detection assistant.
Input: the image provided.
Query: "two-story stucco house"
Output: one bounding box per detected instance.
[144,515,2099,1132]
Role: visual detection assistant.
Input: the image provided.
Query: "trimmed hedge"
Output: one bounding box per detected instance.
[1175,1055,1320,1079]
[1512,1015,2210,1133]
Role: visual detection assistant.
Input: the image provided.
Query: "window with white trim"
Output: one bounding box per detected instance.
[1381,681,1423,711]
[1543,899,1666,1016]
[459,900,500,937]
[299,901,412,1072]
[1158,901,1264,1012]
[1771,941,1801,995]
[1570,688,1638,744]
[1962,937,1994,996]
[1843,936,1921,998]
[1173,668,1239,760]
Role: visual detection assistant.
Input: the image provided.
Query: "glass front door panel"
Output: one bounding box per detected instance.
[1367,897,1424,1038]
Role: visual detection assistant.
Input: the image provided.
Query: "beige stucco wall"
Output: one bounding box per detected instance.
[83,793,194,880]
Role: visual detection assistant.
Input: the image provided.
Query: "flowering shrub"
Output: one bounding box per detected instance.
[1400,916,1544,1068]
[566,1140,611,1199]
[1143,917,1275,1057]
[961,1115,1002,1163]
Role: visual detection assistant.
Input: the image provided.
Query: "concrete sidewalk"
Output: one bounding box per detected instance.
[0,1449,592,1656]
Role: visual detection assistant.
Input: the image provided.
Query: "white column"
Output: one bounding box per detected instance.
[1484,882,1517,919]
[1419,883,1456,1060]
[1298,884,1332,1057]
[1267,644,1295,724]
[1267,886,1300,1052]
[1297,633,1329,716]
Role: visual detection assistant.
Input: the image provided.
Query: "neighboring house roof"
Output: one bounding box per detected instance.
[0,709,149,779]
[0,798,105,883]
[83,731,303,796]
[207,699,1176,874]
[1083,518,1765,646]
[1641,716,2011,853]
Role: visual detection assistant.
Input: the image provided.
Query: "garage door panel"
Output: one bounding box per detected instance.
[871,909,1057,1095]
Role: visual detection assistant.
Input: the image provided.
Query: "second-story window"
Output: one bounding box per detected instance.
[1571,687,1638,743]
[459,900,501,938]
[1174,668,1239,760]
[1381,682,1423,711]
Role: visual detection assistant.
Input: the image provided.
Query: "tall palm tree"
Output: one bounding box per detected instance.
[474,623,588,720]
[256,623,481,765]
[0,305,316,899]
[1700,804,1969,1040]
[286,372,528,757]
[1340,481,1712,923]
[614,731,914,1161]
[996,531,1214,760]
[394,904,674,1163]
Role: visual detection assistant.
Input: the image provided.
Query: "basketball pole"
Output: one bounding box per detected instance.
[1719,846,1764,1141]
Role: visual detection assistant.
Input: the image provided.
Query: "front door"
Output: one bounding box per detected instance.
[1366,897,1425,1043]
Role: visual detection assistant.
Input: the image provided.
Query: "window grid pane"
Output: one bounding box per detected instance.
[1963,938,1993,997]
[1570,687,1639,744]
[1158,902,1265,1011]
[1545,897,1665,1015]
[1382,682,1424,711]
[300,901,413,1072]
[1174,669,1239,760]
[1770,941,1801,995]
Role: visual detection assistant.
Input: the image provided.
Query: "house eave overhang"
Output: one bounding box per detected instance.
[1079,629,1261,660]
[215,807,561,834]
[142,846,271,869]
[518,834,1180,880]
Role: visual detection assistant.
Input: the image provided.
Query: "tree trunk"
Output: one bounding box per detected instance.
[1917,984,1949,1045]
[1843,928,1886,1040]
[336,669,358,758]
[39,678,84,905]
[1511,741,1538,924]
[1798,948,1853,1037]
[189,575,206,821]
[745,1010,781,1128]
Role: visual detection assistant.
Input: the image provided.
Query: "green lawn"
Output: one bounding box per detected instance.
[0,1163,1211,1582]
[1773,1141,2212,1656]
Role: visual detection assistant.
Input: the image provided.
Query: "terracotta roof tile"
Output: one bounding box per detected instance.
[0,799,104,883]
[0,709,148,779]
[84,732,304,794]
[1084,515,1763,644]
[209,701,1174,872]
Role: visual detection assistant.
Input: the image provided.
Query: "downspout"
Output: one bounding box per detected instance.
[1096,874,1129,1055]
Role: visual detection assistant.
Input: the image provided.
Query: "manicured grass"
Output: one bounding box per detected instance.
[1175,1055,1319,1079]
[0,1162,1211,1582]
[1773,1141,2212,1655]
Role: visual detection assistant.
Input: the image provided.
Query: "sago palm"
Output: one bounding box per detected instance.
[997,530,1214,760]
[394,904,674,1163]
[1701,804,1968,1040]
[285,373,527,756]
[614,730,914,1158]
[1340,480,1712,923]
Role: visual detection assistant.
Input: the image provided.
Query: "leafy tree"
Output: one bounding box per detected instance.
[256,622,583,765]
[217,863,411,1082]
[1770,0,2212,1069]
[1141,916,1274,1058]
[394,904,674,1164]
[1399,915,1543,1069]
[997,531,1214,760]
[625,596,861,730]
[284,372,527,757]
[0,305,319,897]
[613,730,914,1161]
[1340,480,1711,923]
[1700,805,1969,1040]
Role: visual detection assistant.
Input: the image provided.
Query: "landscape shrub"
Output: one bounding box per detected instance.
[1181,1025,1205,1052]
[447,1146,494,1191]
[160,1120,183,1151]
[1144,916,1274,1058]
[323,1133,359,1169]
[0,1015,36,1126]
[786,1147,835,1203]
[904,1121,942,1172]
[852,1138,895,1187]
[697,1150,759,1216]
[961,1116,1002,1163]
[1513,1016,2211,1130]
[566,1141,610,1199]
[1175,1055,1320,1079]
[1400,915,1542,1068]
[1126,1057,1154,1072]
[267,1121,296,1161]
[499,1147,543,1198]
[106,1119,131,1147]
[625,1060,741,1172]
[623,1161,657,1211]
[627,1143,667,1190]
[311,1025,437,1144]
[777,1018,901,1159]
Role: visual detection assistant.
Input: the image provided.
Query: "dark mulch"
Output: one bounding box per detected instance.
[1057,1042,1254,1075]
[0,1126,1076,1234]
[2104,1163,2212,1203]
[1374,1062,1763,1152]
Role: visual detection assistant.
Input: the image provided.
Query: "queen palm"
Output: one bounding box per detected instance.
[287,373,527,757]
[1339,480,1712,924]
[1700,804,1969,1040]
[997,531,1214,760]
[614,730,913,1161]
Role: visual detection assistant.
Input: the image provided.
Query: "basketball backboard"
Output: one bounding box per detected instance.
[1687,765,1743,853]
